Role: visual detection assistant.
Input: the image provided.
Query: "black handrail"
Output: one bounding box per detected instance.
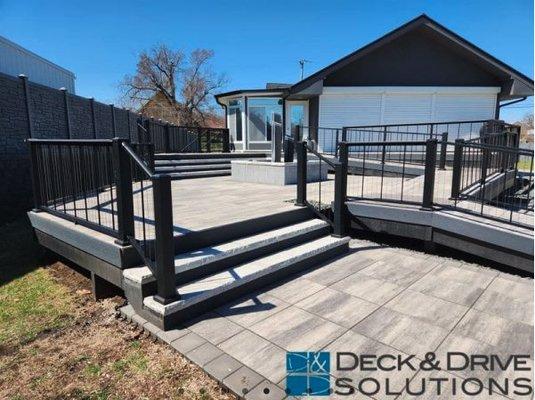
[343,119,520,130]
[122,142,154,177]
[27,138,113,145]
[305,142,338,168]
[345,140,427,147]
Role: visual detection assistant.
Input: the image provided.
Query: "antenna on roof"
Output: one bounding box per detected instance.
[298,59,311,80]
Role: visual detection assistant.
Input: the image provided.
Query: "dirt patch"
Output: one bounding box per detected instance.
[0,228,235,400]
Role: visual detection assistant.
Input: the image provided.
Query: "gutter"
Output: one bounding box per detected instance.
[499,96,528,109]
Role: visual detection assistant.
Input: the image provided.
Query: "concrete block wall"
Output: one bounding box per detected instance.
[0,72,139,224]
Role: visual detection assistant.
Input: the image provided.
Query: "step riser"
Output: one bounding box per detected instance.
[155,153,269,160]
[155,160,231,167]
[173,207,314,253]
[141,225,330,296]
[168,171,231,180]
[155,166,230,173]
[162,241,349,329]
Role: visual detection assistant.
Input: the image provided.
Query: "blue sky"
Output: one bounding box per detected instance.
[0,0,533,121]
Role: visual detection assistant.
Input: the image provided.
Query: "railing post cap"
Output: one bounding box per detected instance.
[18,74,27,79]
[59,87,67,92]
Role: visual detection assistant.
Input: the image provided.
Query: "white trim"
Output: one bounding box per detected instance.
[321,86,501,95]
[285,100,309,137]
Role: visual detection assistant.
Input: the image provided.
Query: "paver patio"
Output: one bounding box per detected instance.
[121,238,534,400]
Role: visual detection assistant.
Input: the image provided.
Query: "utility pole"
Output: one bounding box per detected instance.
[299,59,311,80]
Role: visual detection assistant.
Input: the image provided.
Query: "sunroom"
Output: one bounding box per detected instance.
[215,87,312,152]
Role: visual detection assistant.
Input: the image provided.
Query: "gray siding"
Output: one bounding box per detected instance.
[323,27,503,88]
[0,35,75,92]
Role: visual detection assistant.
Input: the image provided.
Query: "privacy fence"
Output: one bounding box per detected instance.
[0,72,228,223]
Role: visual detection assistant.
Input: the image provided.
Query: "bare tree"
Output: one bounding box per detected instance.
[120,45,227,126]
[515,111,534,142]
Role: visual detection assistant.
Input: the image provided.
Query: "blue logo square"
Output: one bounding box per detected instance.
[286,352,330,396]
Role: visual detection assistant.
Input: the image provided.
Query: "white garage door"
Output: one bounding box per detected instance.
[317,86,499,152]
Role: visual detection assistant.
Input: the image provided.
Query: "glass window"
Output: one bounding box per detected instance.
[247,98,282,142]
[228,99,243,141]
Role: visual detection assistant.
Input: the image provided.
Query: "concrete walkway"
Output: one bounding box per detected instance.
[120,239,533,400]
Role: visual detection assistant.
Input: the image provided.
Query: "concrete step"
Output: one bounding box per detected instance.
[155,152,269,160]
[154,159,232,166]
[167,170,231,179]
[155,164,231,173]
[123,219,330,286]
[142,234,350,328]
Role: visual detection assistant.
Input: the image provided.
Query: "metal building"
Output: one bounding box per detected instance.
[0,34,75,92]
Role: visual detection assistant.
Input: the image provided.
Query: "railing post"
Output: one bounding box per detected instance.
[90,98,97,139]
[152,174,180,304]
[341,127,347,142]
[421,139,437,210]
[294,125,301,143]
[381,126,387,164]
[480,145,489,184]
[110,104,117,136]
[223,128,230,153]
[206,129,211,153]
[164,123,171,153]
[334,129,340,157]
[112,138,135,246]
[61,88,72,139]
[295,141,307,206]
[438,132,448,170]
[450,139,464,199]
[28,141,42,211]
[19,74,34,139]
[333,143,348,237]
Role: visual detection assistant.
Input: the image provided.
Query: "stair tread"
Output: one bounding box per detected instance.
[156,164,231,172]
[143,235,350,314]
[124,219,329,284]
[155,159,232,165]
[168,170,231,178]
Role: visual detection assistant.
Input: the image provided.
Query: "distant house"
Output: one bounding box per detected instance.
[0,34,75,92]
[140,91,224,128]
[215,14,533,152]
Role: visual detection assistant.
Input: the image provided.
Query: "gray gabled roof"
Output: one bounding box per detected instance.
[289,14,533,97]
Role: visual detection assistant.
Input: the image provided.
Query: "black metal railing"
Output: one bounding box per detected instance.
[344,140,435,207]
[28,138,120,237]
[28,137,179,304]
[121,141,178,303]
[139,118,230,154]
[306,120,520,160]
[295,141,347,237]
[450,140,533,227]
[295,135,533,235]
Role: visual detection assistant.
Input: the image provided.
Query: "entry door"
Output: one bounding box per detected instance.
[285,101,309,140]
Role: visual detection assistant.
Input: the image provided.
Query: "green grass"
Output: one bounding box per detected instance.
[0,217,75,347]
[517,158,534,172]
[0,267,75,347]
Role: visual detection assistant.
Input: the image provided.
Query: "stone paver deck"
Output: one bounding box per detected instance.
[120,238,534,400]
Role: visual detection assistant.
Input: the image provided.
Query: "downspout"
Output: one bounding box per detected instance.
[214,95,228,129]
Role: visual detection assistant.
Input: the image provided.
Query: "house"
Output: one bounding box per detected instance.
[140,91,224,128]
[0,34,75,92]
[215,14,533,152]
